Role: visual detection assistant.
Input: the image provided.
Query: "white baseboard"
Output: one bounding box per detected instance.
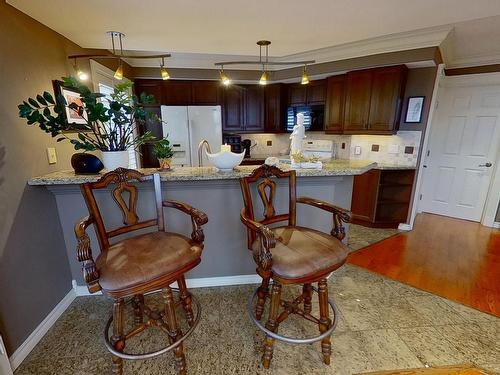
[398,223,412,231]
[493,222,500,229]
[9,289,76,371]
[72,274,263,297]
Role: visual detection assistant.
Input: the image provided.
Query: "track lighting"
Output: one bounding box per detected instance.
[160,57,170,80]
[301,66,310,85]
[220,66,231,85]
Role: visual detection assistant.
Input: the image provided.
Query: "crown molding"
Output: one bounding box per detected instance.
[445,52,500,68]
[125,25,452,70]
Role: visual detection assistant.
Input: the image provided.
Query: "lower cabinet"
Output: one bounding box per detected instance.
[351,169,416,228]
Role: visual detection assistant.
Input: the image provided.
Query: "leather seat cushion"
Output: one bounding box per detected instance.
[252,226,348,280]
[96,231,202,292]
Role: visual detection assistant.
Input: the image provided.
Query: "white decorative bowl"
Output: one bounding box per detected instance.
[206,150,245,171]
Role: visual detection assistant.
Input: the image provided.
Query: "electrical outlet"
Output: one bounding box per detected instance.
[388,144,399,154]
[267,140,272,146]
[341,142,346,149]
[371,144,380,152]
[404,146,415,154]
[47,147,57,164]
[354,146,361,155]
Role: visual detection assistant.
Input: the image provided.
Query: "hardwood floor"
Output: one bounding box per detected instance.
[348,213,500,317]
[358,364,494,375]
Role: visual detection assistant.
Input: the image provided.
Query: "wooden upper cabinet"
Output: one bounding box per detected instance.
[243,85,265,131]
[306,79,326,105]
[344,69,373,132]
[222,85,244,132]
[192,81,220,105]
[264,84,285,133]
[324,75,346,134]
[134,80,163,104]
[288,84,307,106]
[162,81,193,105]
[368,66,407,132]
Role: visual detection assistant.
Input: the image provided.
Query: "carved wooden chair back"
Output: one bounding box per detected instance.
[240,164,297,247]
[80,168,164,251]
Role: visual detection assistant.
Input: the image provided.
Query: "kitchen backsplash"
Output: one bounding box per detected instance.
[240,131,421,166]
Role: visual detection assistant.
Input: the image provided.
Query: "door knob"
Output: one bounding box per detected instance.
[478,162,492,167]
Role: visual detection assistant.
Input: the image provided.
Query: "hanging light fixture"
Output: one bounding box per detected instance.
[215,41,315,85]
[72,58,88,81]
[160,57,170,80]
[219,65,231,85]
[301,65,310,85]
[68,32,171,80]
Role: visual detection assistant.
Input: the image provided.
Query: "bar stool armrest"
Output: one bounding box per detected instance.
[240,208,276,272]
[74,215,101,293]
[296,196,351,241]
[163,200,208,243]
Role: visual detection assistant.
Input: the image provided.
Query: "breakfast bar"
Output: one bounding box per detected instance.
[29,160,376,287]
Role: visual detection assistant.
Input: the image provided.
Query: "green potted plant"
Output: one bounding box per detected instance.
[18,77,156,170]
[153,137,175,170]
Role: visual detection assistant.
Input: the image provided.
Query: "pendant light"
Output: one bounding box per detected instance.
[160,57,170,80]
[219,65,231,85]
[258,41,270,85]
[301,65,310,85]
[73,58,88,81]
[215,41,315,85]
[114,60,124,80]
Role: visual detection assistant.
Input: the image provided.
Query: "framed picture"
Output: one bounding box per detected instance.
[405,96,425,123]
[52,80,88,132]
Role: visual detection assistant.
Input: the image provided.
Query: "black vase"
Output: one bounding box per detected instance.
[71,153,104,175]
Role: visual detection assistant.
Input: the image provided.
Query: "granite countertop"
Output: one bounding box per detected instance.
[28,159,377,186]
[374,163,417,170]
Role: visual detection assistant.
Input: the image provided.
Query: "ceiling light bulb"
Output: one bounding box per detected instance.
[160,66,170,80]
[301,67,310,85]
[220,70,231,86]
[259,71,269,85]
[77,69,89,81]
[114,63,124,80]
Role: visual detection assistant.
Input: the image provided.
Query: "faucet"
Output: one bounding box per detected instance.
[197,140,212,167]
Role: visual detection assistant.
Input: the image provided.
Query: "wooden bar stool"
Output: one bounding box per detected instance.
[74,168,208,374]
[239,164,350,368]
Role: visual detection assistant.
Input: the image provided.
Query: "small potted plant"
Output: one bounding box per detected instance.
[153,137,174,171]
[18,77,156,170]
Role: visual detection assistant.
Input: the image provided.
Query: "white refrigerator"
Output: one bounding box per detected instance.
[161,105,223,167]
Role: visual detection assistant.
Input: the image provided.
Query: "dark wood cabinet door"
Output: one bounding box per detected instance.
[162,81,192,105]
[344,70,373,132]
[222,85,244,132]
[324,75,346,133]
[351,169,380,223]
[264,84,285,133]
[306,79,326,105]
[288,84,307,106]
[368,65,407,133]
[192,81,220,105]
[139,106,162,168]
[243,85,265,132]
[134,80,163,104]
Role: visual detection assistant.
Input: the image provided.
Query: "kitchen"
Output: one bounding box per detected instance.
[2,1,500,374]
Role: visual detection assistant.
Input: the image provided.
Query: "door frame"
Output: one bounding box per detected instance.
[410,68,500,228]
[0,334,13,375]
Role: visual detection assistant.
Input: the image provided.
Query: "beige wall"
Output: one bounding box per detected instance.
[0,0,104,354]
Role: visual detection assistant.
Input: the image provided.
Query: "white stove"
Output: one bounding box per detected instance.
[302,139,335,160]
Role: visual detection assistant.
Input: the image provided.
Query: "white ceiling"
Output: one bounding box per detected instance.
[8,0,500,68]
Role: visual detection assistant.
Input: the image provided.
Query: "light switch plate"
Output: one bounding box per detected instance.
[354,146,361,155]
[47,147,57,164]
[388,144,399,154]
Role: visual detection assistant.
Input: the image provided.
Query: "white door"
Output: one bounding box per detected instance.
[187,106,222,167]
[0,335,13,375]
[420,81,500,221]
[161,106,190,166]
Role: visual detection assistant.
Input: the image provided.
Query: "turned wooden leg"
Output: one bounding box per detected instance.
[163,287,187,375]
[132,294,144,326]
[177,276,195,327]
[262,281,282,369]
[256,276,270,320]
[111,298,125,375]
[318,278,332,365]
[303,283,313,314]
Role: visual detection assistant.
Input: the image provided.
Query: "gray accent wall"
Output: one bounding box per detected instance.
[0,1,94,355]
